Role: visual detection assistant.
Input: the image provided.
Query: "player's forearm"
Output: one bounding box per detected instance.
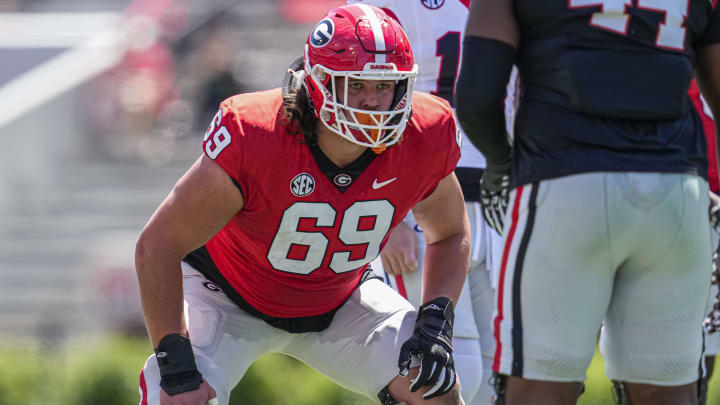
[135,233,188,347]
[455,36,516,165]
[420,230,470,305]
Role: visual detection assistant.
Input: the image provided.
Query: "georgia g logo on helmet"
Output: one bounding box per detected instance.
[310,19,334,47]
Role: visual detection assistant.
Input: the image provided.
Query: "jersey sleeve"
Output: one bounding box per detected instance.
[202,98,246,194]
[420,111,462,200]
[443,117,462,178]
[698,5,720,45]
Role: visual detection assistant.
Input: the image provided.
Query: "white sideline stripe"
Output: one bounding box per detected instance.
[355,4,386,64]
[0,12,121,48]
[0,29,127,130]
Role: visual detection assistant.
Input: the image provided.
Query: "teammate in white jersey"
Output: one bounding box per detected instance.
[348,1,517,403]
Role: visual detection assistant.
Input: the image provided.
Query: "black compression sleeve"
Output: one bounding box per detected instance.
[698,6,720,45]
[454,36,517,165]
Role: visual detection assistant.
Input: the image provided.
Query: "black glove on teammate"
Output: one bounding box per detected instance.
[710,196,720,234]
[480,156,512,235]
[398,297,456,399]
[706,193,720,334]
[705,245,720,334]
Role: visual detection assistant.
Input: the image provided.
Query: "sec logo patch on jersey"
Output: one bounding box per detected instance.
[291,173,316,197]
[421,0,445,9]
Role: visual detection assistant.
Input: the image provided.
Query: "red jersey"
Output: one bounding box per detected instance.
[201,88,460,318]
[689,80,719,193]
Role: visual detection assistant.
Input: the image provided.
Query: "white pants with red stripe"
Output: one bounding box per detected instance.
[371,201,500,404]
[138,263,417,404]
[493,172,712,385]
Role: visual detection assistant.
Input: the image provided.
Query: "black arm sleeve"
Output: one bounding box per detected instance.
[454,36,517,165]
[698,6,720,45]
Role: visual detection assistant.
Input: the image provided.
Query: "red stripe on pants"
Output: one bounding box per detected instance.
[492,186,525,372]
[394,274,408,299]
[139,369,148,405]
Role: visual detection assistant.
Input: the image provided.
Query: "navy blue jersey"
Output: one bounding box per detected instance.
[512,0,720,187]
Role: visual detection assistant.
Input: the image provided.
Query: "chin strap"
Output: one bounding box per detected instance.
[281,54,306,98]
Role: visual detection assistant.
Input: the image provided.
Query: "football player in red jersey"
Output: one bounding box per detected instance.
[135,4,469,405]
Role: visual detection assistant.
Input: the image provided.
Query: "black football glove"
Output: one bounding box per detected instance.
[710,195,720,234]
[705,251,720,334]
[480,157,512,235]
[398,297,455,399]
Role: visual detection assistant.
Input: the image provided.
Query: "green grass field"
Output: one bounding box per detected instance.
[238,349,720,405]
[1,336,718,404]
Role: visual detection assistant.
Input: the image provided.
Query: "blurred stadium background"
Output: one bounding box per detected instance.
[0,0,340,345]
[0,1,717,404]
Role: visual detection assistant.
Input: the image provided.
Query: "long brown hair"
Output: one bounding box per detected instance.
[282,64,317,145]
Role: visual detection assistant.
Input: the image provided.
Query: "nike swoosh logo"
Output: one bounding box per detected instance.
[372,177,397,189]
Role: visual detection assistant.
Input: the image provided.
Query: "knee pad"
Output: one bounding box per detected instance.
[612,380,628,405]
[490,372,507,405]
[378,385,401,405]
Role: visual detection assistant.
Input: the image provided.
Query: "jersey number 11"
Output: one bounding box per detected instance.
[569,0,689,51]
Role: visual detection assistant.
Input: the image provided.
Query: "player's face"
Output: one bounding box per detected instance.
[335,78,396,111]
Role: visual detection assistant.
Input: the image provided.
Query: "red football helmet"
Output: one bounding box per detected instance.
[302,4,418,150]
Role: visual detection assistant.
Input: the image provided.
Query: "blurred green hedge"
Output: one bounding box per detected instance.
[0,335,717,405]
[0,336,373,405]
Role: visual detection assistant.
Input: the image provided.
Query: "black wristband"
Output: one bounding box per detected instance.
[155,334,203,395]
[416,297,455,349]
